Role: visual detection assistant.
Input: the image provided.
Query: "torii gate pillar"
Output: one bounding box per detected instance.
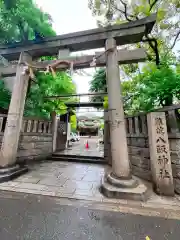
[101,38,148,200]
[0,52,30,182]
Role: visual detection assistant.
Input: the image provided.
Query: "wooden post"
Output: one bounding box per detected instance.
[147,111,174,196]
[0,52,32,167]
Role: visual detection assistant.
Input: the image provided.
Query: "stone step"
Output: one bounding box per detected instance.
[53,153,104,160]
[50,154,107,165]
[0,165,28,183]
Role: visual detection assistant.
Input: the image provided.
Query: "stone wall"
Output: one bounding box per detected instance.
[104,105,180,194]
[125,115,151,181]
[165,107,180,194]
[0,115,53,164]
[104,113,151,180]
[125,106,180,194]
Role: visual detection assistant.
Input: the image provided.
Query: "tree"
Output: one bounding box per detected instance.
[177,63,180,75]
[70,115,77,132]
[88,0,180,113]
[25,72,77,118]
[0,1,78,119]
[0,0,55,44]
[127,62,180,113]
[0,70,77,119]
[88,0,180,66]
[89,67,134,111]
[0,72,77,118]
[89,68,107,104]
[89,61,180,114]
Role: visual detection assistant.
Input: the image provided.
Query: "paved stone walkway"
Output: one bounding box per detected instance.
[0,161,106,200]
[1,161,180,219]
[62,137,104,157]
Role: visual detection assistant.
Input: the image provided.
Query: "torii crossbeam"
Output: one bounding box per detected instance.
[0,14,156,61]
[0,48,146,77]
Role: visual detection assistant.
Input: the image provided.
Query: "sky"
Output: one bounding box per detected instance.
[35,0,99,112]
[35,0,103,115]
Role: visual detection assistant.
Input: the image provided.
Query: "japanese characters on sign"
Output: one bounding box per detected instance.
[155,117,170,179]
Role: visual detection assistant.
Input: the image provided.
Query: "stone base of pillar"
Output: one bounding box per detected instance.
[100,172,150,201]
[107,172,138,188]
[0,164,28,183]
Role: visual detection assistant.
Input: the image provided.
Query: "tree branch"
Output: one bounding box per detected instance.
[170,29,180,50]
[119,0,132,21]
[108,0,159,65]
[111,2,133,21]
[149,0,159,11]
[111,0,139,21]
[142,35,160,66]
[146,52,153,61]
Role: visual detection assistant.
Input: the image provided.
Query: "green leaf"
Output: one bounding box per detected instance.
[157,9,167,21]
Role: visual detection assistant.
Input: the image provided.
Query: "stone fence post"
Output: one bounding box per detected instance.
[147,111,174,196]
[51,111,58,153]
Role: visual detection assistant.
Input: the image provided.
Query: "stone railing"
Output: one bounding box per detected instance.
[0,115,53,134]
[0,115,53,163]
[0,114,7,134]
[21,118,52,134]
[0,114,7,148]
[18,117,53,163]
[125,114,148,137]
[125,114,151,181]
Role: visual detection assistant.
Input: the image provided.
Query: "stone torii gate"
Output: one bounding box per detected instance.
[0,14,156,200]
